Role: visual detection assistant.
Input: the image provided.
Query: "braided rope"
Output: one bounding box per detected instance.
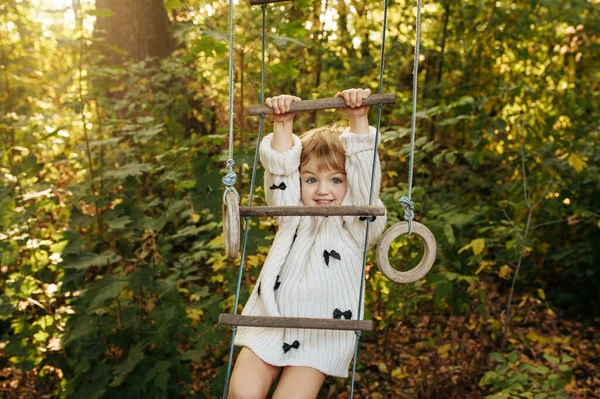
[222,5,268,398]
[222,0,238,202]
[403,0,423,234]
[349,0,389,396]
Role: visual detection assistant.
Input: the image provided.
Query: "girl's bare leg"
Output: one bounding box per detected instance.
[272,366,326,399]
[228,347,282,399]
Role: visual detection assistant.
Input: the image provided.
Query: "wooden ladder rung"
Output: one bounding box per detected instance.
[239,205,385,217]
[219,314,374,331]
[248,93,396,116]
[249,0,292,5]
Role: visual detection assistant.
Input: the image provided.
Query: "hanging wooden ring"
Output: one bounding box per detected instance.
[223,191,240,259]
[376,221,437,284]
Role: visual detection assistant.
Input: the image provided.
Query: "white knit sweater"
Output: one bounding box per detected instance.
[234,126,386,378]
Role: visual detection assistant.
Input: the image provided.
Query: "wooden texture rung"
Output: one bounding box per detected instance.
[249,0,292,5]
[219,314,374,331]
[239,205,386,217]
[248,93,396,116]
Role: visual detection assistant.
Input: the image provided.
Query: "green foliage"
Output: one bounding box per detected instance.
[480,351,574,398]
[1,0,598,397]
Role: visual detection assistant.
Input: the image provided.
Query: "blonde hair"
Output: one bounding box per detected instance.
[299,124,345,172]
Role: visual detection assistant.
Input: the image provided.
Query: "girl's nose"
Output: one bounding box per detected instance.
[317,181,329,194]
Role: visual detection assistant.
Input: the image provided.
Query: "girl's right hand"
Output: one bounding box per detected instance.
[265,95,301,123]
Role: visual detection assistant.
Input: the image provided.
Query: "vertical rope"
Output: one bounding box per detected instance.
[401,0,423,234]
[222,5,268,399]
[349,0,389,397]
[222,0,238,201]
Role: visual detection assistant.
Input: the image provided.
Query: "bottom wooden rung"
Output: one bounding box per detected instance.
[219,314,373,332]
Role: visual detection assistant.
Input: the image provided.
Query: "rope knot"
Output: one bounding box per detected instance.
[222,170,237,187]
[399,195,415,233]
[399,196,414,209]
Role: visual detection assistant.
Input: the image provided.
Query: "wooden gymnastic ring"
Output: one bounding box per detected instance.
[376,221,437,284]
[223,191,240,259]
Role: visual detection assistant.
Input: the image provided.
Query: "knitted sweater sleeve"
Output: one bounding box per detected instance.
[339,126,387,249]
[259,133,302,207]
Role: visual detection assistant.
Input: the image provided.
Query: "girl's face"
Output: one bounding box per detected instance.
[300,158,347,206]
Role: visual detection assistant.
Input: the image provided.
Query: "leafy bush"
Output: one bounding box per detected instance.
[480,351,574,399]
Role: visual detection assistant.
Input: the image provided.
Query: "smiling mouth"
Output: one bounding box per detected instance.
[314,199,335,206]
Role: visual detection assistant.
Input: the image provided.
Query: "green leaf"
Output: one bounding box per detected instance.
[558,364,572,381]
[484,393,509,399]
[109,342,147,388]
[433,153,444,167]
[479,370,498,386]
[496,364,510,375]
[171,225,203,239]
[533,365,550,375]
[543,353,560,365]
[103,162,151,180]
[567,153,587,172]
[471,238,486,256]
[86,276,125,308]
[444,152,457,165]
[464,151,484,167]
[438,114,476,126]
[414,136,428,147]
[107,216,132,231]
[490,352,506,363]
[61,251,121,270]
[508,350,519,364]
[560,354,574,363]
[444,224,456,245]
[548,373,564,390]
[155,370,170,391]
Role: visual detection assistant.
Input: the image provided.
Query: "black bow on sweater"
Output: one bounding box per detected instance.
[323,250,341,266]
[269,182,287,190]
[359,215,377,222]
[283,340,300,353]
[333,308,353,320]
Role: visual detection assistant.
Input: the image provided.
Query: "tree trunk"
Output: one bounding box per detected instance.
[92,0,174,63]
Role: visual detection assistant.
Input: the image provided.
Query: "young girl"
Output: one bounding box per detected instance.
[229,88,386,399]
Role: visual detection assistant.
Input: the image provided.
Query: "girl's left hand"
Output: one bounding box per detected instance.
[335,88,371,117]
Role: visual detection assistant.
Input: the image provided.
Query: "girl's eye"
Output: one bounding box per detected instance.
[306,177,317,184]
[332,177,344,184]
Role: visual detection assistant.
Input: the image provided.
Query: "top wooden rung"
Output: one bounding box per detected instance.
[249,0,293,5]
[248,93,396,116]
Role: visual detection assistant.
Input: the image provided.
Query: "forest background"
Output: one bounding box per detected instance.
[1,0,598,398]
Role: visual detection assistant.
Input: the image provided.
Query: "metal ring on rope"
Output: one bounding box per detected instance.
[223,190,240,259]
[376,221,436,284]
